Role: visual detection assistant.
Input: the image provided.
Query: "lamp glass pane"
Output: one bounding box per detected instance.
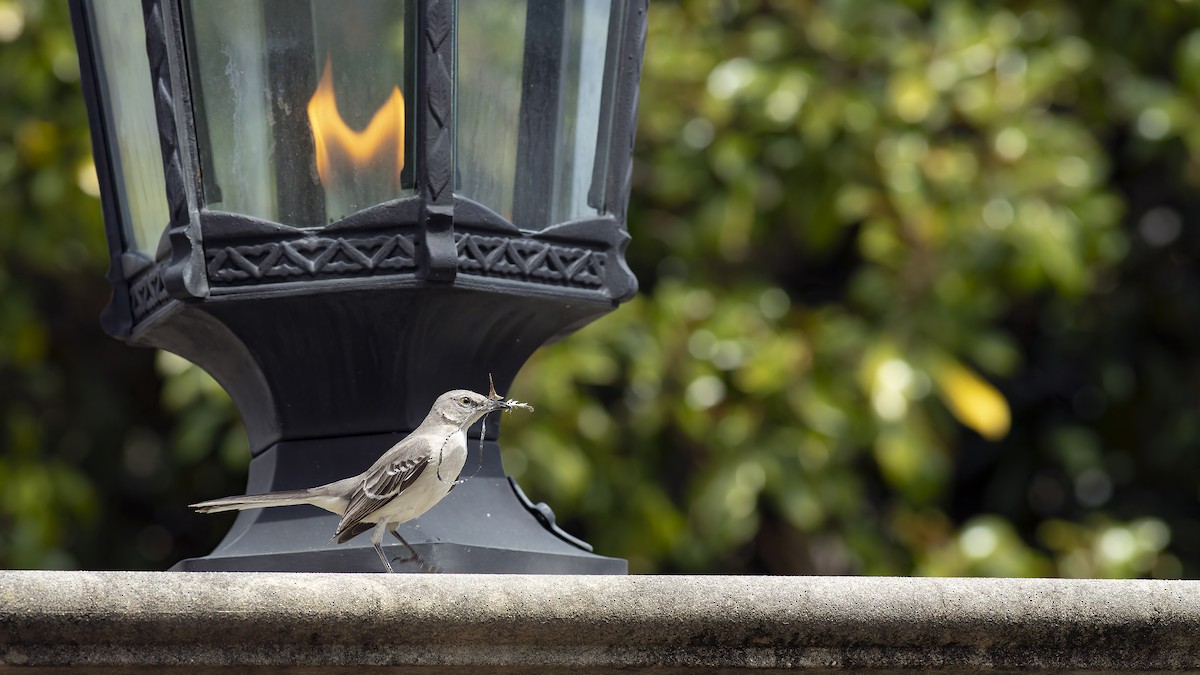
[456,0,526,223]
[555,0,618,222]
[86,0,170,258]
[457,0,619,231]
[183,0,415,228]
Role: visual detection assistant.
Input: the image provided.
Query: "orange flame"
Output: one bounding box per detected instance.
[307,57,405,186]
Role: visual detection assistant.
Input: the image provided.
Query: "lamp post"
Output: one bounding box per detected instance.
[69,0,647,573]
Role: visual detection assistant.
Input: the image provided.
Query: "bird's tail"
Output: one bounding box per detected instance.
[190,489,318,514]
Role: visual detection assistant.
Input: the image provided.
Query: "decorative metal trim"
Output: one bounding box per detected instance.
[142,0,207,300]
[422,3,453,205]
[130,262,170,321]
[455,232,605,289]
[142,1,186,235]
[69,0,138,337]
[205,234,419,286]
[202,229,608,292]
[416,0,457,281]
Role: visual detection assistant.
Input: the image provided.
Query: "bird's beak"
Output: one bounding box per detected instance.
[486,398,511,412]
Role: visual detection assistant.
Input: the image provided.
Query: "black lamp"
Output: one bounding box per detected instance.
[69,0,647,573]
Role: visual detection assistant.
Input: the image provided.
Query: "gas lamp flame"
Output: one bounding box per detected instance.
[307,57,405,188]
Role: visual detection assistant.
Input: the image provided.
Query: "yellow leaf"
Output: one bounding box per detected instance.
[933,361,1011,440]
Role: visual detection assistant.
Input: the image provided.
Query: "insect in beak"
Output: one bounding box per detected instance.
[487,373,533,413]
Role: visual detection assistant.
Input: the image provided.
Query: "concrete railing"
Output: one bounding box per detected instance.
[2,571,1198,672]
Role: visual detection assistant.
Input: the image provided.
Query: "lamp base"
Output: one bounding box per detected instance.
[173,436,626,574]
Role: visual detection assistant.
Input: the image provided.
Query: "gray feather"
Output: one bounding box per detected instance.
[190,489,320,514]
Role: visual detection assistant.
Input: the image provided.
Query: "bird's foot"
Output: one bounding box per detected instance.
[388,527,441,573]
[394,552,440,574]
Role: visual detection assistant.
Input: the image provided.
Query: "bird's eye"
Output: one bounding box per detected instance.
[460,396,471,406]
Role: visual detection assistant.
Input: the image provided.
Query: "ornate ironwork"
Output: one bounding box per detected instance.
[455,233,605,288]
[129,263,170,321]
[201,230,606,291]
[142,0,207,300]
[142,1,186,234]
[205,234,419,285]
[417,0,457,281]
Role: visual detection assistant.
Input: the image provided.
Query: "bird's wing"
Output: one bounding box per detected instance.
[333,437,432,543]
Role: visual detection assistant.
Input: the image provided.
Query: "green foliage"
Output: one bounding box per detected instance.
[0,0,101,568]
[2,0,1199,576]
[505,0,1200,576]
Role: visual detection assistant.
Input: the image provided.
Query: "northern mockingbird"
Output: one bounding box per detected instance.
[191,388,531,572]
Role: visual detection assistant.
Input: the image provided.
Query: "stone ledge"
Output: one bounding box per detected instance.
[1,571,1198,673]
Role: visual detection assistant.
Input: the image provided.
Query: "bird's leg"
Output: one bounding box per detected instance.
[389,525,439,573]
[371,522,395,573]
[388,527,420,562]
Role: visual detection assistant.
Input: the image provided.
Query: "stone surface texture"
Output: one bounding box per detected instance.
[1,571,1198,673]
